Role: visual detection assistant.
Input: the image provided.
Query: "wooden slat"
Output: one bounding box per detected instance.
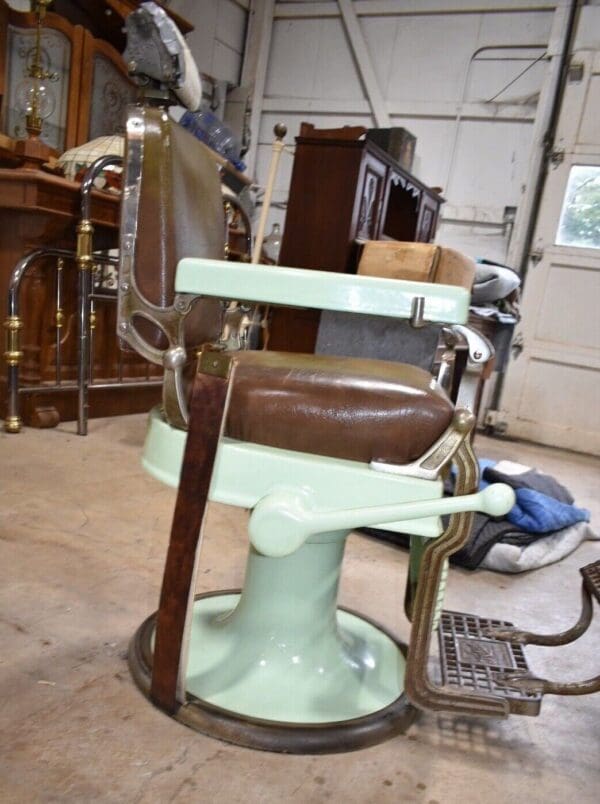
[150,367,231,713]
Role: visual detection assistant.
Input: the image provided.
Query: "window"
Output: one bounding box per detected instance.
[555,165,600,249]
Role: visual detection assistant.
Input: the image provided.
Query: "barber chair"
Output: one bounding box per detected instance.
[119,106,598,753]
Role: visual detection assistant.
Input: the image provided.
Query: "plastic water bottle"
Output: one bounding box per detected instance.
[180,109,246,172]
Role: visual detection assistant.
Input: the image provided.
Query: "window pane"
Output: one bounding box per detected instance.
[555,165,600,249]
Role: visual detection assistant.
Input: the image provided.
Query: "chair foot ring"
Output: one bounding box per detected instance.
[128,591,418,754]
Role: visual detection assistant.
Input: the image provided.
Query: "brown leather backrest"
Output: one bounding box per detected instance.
[127,106,226,350]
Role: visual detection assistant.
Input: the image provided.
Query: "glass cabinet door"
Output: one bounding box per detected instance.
[4,24,71,151]
[88,53,136,141]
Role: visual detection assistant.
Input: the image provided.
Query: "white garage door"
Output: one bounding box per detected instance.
[501,48,600,454]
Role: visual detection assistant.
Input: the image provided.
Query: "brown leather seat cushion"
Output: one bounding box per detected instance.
[224,351,453,465]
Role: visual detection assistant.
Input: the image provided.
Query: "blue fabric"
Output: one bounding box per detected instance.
[477,459,590,534]
[505,487,589,533]
[477,459,496,487]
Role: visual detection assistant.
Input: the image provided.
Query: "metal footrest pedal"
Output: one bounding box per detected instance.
[581,559,600,604]
[438,610,543,716]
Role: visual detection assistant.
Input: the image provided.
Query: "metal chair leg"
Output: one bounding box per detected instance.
[494,669,600,698]
[484,584,593,646]
[404,428,512,718]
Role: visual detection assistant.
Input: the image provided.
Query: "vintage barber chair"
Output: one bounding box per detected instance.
[119,106,598,753]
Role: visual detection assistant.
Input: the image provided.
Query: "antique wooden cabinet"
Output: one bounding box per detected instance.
[0,1,163,427]
[0,2,138,156]
[269,133,444,352]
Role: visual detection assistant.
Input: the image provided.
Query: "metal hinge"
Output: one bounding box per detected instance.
[550,148,565,167]
[511,331,524,357]
[484,409,508,435]
[568,61,584,83]
[529,248,543,264]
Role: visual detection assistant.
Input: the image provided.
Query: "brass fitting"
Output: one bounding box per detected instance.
[4,315,23,366]
[76,219,94,270]
[197,343,232,379]
[4,415,22,434]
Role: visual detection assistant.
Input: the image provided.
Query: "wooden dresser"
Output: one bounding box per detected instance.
[269,133,444,353]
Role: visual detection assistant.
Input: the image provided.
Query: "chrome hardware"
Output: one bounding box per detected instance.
[410,295,426,328]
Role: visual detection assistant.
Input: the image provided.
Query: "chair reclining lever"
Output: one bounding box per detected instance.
[248,483,515,559]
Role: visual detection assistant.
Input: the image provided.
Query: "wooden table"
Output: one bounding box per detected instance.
[0,167,161,428]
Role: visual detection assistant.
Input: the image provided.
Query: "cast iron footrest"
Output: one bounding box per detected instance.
[438,610,543,716]
[581,560,600,604]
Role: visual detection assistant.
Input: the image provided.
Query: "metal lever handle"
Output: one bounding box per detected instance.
[447,324,493,364]
[249,483,515,558]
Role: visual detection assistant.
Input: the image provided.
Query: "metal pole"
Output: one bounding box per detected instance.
[76,224,93,436]
[4,248,73,433]
[76,155,122,435]
[506,0,581,276]
[252,123,287,263]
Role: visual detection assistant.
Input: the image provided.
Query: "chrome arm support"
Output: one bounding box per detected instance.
[435,324,494,412]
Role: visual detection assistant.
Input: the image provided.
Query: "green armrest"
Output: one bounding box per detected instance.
[175,258,470,325]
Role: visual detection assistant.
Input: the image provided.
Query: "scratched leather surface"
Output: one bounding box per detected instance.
[223,351,453,465]
[133,107,225,349]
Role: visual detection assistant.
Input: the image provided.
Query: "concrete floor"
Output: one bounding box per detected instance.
[1,414,599,803]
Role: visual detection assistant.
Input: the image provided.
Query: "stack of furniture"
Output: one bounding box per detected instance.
[269,123,445,352]
[0,0,165,428]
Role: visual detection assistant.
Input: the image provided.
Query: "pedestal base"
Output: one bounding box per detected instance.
[129,591,417,753]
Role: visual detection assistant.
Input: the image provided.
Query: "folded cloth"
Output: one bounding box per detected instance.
[450,514,532,570]
[469,304,518,324]
[500,487,589,533]
[362,458,593,572]
[483,460,574,503]
[480,521,599,573]
[481,461,589,533]
[472,260,520,304]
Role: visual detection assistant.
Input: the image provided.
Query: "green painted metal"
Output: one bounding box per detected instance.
[142,407,445,539]
[248,484,514,557]
[142,409,513,554]
[144,408,408,721]
[176,258,470,325]
[180,543,406,722]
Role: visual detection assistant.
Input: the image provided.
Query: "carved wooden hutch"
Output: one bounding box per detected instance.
[269,131,444,352]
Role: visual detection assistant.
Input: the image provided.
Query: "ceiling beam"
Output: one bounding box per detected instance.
[275,1,557,19]
[261,96,537,122]
[240,0,275,175]
[337,0,389,127]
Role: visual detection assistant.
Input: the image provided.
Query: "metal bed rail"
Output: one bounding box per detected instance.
[4,154,162,436]
[4,248,162,435]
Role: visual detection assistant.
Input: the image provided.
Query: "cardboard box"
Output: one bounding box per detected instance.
[366,128,416,172]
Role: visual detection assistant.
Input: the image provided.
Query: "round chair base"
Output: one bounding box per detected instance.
[128,592,417,754]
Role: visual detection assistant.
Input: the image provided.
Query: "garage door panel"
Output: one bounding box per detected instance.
[518,359,600,433]
[535,262,600,349]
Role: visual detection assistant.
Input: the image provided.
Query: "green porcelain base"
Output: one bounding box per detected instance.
[129,591,417,753]
[191,591,402,722]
